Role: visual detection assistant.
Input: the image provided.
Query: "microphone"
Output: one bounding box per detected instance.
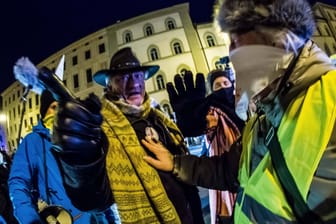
[21,85,32,102]
[13,57,76,102]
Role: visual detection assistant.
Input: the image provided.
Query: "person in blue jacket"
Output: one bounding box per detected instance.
[8,90,116,224]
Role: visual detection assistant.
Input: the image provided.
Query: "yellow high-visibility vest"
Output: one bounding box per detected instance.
[234,70,336,223]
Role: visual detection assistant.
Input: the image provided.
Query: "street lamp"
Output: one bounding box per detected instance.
[0,114,6,123]
[0,113,9,153]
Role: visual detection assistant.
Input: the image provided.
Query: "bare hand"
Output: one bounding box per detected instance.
[142,136,174,171]
[206,108,219,129]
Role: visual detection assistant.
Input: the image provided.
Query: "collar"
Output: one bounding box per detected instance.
[104,93,151,118]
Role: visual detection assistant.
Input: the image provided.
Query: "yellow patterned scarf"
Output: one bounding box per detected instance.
[101,96,181,224]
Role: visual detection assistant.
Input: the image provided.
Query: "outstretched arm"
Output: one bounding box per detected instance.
[142,136,174,171]
[52,94,113,212]
[13,57,114,212]
[143,136,241,192]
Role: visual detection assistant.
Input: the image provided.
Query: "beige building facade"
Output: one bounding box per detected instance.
[1,2,335,154]
[312,2,336,55]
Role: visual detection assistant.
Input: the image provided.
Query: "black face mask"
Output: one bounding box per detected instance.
[209,86,235,109]
[208,86,246,132]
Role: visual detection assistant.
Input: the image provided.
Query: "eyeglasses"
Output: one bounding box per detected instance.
[114,71,145,83]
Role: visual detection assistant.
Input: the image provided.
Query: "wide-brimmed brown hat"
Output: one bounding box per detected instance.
[93,47,160,86]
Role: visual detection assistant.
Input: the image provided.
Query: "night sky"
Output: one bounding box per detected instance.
[0,0,334,93]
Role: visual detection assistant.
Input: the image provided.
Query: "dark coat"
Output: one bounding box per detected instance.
[0,152,18,224]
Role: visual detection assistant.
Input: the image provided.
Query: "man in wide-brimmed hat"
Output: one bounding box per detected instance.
[93,47,160,106]
[52,47,204,224]
[142,0,336,223]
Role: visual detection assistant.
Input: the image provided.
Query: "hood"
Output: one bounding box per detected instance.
[284,40,335,101]
[255,40,335,127]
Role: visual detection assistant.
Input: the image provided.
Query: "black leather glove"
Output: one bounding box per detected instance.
[52,93,113,211]
[167,71,209,137]
[52,93,104,164]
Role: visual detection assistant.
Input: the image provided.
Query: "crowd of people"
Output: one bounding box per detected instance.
[1,0,336,223]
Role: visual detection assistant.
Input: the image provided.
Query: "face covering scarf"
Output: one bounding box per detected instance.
[229,45,290,120]
[211,86,235,108]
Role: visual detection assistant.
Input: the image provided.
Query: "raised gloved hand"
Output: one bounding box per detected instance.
[52,93,113,211]
[52,93,105,164]
[167,71,208,137]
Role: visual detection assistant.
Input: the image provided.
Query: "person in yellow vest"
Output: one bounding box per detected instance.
[143,0,336,223]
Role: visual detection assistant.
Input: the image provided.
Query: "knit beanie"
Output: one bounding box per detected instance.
[40,90,56,118]
[207,69,232,91]
[214,0,316,40]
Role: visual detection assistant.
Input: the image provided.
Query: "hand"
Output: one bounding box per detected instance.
[167,71,206,112]
[142,136,174,171]
[167,71,208,136]
[52,94,113,212]
[52,93,105,164]
[206,108,219,129]
[205,89,246,132]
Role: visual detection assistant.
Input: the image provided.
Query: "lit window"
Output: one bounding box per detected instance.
[173,42,182,54]
[206,35,216,47]
[150,48,159,61]
[124,31,132,43]
[72,56,78,65]
[86,68,93,83]
[145,25,153,36]
[73,74,79,89]
[85,50,91,60]
[98,43,106,53]
[156,75,165,90]
[166,19,176,30]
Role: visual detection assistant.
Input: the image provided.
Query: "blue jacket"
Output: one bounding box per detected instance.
[8,120,92,223]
